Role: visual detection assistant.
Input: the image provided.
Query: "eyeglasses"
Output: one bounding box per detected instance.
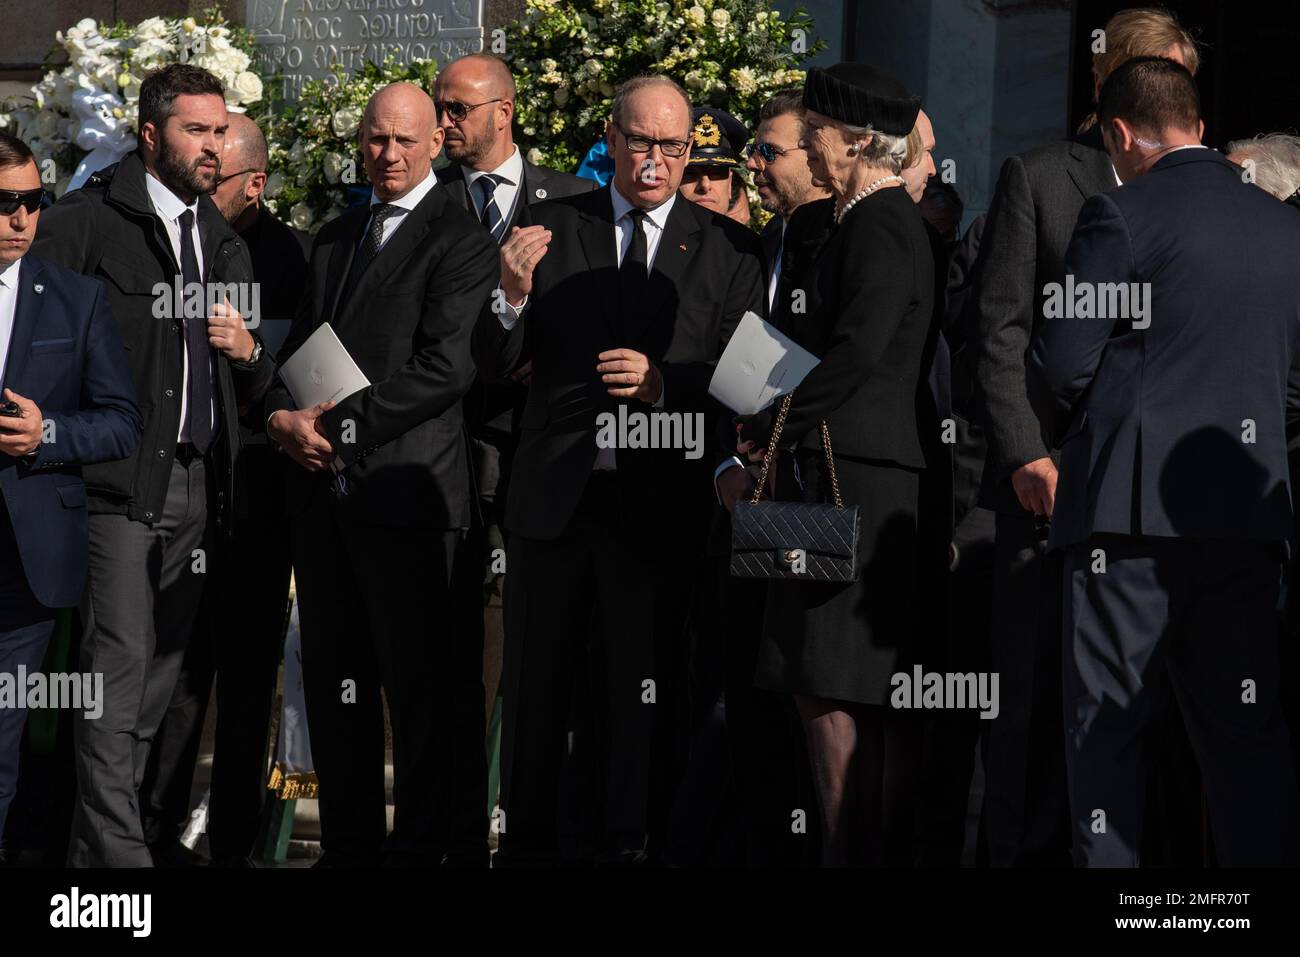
[436,98,504,122]
[745,142,800,164]
[0,187,45,215]
[614,124,691,158]
[214,168,262,186]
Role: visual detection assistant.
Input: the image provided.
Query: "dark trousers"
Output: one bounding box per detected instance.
[0,507,58,845]
[982,509,1071,866]
[1063,534,1300,866]
[68,456,210,867]
[496,474,692,866]
[140,446,291,862]
[290,489,485,867]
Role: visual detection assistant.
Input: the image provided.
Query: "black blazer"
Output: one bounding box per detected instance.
[265,182,500,529]
[0,257,141,608]
[29,151,274,531]
[769,188,935,468]
[973,126,1115,513]
[1028,148,1300,548]
[472,186,765,541]
[438,157,595,445]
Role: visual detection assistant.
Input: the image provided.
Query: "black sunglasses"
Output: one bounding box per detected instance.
[745,142,801,163]
[0,187,45,215]
[436,98,504,122]
[215,167,263,186]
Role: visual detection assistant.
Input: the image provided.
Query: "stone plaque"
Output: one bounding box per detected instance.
[246,0,484,100]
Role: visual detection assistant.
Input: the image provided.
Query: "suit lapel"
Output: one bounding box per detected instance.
[577,189,620,339]
[336,188,444,328]
[2,259,46,396]
[1067,138,1116,202]
[628,199,700,345]
[326,208,366,325]
[437,166,473,214]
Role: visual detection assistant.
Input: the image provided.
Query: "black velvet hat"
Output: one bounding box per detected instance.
[687,107,749,170]
[802,63,921,135]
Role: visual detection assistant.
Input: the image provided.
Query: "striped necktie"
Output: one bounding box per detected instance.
[472,173,507,244]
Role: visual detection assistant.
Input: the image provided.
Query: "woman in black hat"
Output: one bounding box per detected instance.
[747,63,937,866]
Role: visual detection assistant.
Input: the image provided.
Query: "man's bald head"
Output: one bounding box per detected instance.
[434,54,518,169]
[361,82,444,201]
[212,112,270,226]
[223,111,268,174]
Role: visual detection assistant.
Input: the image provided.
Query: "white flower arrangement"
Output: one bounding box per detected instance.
[1,10,266,196]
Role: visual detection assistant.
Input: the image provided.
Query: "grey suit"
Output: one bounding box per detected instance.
[971,125,1115,866]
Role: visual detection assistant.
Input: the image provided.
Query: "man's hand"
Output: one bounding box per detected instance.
[208,299,256,361]
[598,348,662,403]
[0,389,43,457]
[1011,456,1057,517]
[500,225,551,306]
[718,463,758,514]
[268,401,335,472]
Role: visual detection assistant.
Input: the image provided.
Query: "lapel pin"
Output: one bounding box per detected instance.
[33,283,44,294]
[678,243,687,251]
[535,187,547,199]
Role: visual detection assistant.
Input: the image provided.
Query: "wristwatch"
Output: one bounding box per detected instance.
[238,334,264,366]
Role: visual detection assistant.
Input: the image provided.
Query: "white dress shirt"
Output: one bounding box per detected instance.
[464,144,524,229]
[0,258,20,391]
[364,167,439,252]
[145,172,211,443]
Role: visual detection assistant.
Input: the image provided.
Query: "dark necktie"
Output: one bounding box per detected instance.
[339,202,400,310]
[619,208,649,311]
[472,174,507,244]
[177,209,213,454]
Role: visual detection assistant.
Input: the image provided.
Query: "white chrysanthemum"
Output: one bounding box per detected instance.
[729,67,757,96]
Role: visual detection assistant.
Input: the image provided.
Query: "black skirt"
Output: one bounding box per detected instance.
[754,449,921,706]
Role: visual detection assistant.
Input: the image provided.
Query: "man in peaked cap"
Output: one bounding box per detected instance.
[680,107,751,222]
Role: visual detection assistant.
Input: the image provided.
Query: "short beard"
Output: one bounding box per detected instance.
[157,135,219,200]
[446,122,494,168]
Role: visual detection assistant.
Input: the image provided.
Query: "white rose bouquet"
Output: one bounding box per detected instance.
[0,7,266,196]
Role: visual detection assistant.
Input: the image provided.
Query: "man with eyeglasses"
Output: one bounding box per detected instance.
[0,132,141,867]
[138,112,309,867]
[473,73,765,866]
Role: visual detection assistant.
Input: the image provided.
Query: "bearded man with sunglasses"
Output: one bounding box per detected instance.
[473,73,765,866]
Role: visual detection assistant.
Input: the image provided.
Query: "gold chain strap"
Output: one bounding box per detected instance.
[749,391,845,509]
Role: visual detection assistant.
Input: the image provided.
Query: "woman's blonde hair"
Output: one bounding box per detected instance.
[904,122,925,170]
[1078,7,1199,133]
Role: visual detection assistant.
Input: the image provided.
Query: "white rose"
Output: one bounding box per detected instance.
[289,203,313,231]
[263,171,284,198]
[181,17,198,34]
[323,152,345,184]
[526,148,543,165]
[135,16,168,41]
[585,58,601,74]
[331,107,361,138]
[729,67,757,96]
[232,71,263,105]
[685,6,706,29]
[711,9,730,28]
[553,87,570,107]
[288,138,307,165]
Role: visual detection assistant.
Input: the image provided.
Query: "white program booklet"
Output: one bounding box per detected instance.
[708,311,820,415]
[277,322,370,410]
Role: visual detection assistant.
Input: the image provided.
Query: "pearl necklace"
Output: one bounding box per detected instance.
[834,175,905,224]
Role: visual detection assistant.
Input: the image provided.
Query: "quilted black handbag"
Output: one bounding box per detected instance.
[730,392,861,582]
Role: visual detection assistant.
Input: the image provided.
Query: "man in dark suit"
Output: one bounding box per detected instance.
[30,64,274,867]
[1028,56,1300,867]
[266,82,499,868]
[0,134,141,865]
[474,74,765,865]
[140,112,308,867]
[972,80,1118,873]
